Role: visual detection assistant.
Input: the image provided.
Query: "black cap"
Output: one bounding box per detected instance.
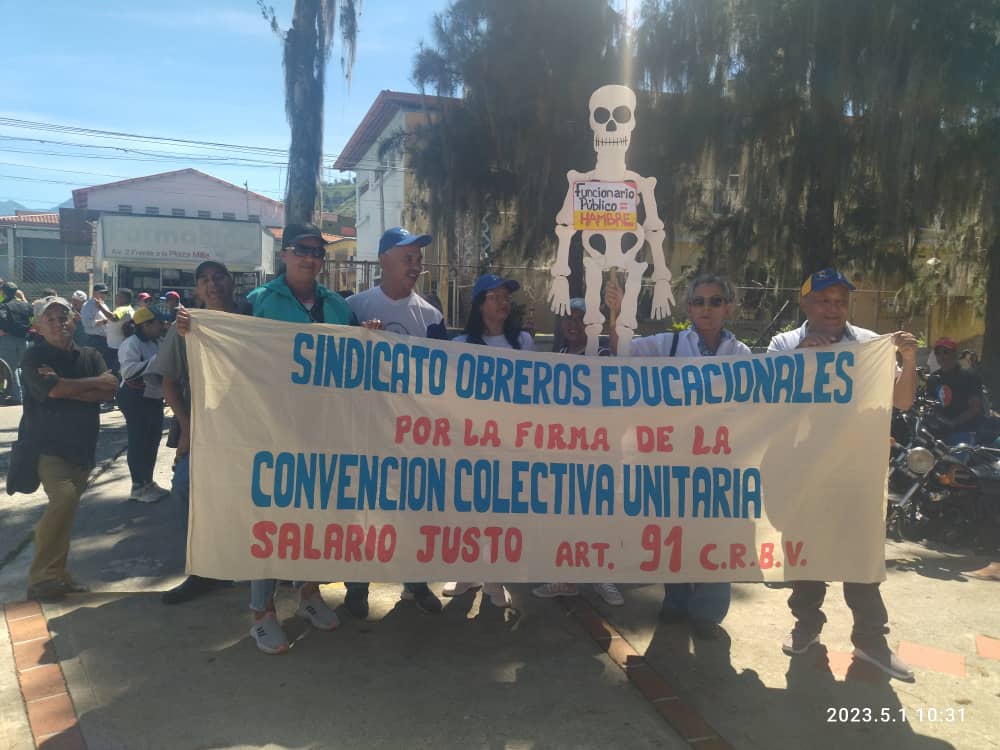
[195,260,231,280]
[282,222,327,248]
[92,283,109,294]
[1,281,17,295]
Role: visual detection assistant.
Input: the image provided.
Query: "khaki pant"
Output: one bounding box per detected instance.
[29,455,89,586]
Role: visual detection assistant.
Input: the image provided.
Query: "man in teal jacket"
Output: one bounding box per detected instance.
[244,222,355,654]
[247,223,354,325]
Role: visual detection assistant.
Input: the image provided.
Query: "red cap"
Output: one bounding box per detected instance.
[165,291,180,300]
[137,292,152,301]
[933,337,958,352]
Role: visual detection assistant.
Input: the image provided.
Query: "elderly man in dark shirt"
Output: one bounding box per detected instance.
[20,296,118,601]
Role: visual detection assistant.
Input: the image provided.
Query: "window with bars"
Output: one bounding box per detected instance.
[222,212,236,220]
[171,208,185,217]
[145,206,160,215]
[198,210,211,219]
[118,205,133,213]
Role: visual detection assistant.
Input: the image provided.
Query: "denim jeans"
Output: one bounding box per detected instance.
[172,453,190,528]
[661,582,731,624]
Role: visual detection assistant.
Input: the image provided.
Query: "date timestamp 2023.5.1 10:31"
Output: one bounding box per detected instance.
[827,706,966,724]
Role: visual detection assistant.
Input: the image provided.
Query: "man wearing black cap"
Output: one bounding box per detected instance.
[245,224,354,653]
[341,226,445,618]
[153,259,250,605]
[0,281,32,403]
[769,268,918,681]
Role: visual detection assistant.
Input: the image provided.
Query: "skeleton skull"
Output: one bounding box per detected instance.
[589,85,636,154]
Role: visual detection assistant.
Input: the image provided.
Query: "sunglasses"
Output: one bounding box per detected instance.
[288,244,326,259]
[690,295,727,308]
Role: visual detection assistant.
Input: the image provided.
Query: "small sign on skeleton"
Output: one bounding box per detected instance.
[549,85,674,356]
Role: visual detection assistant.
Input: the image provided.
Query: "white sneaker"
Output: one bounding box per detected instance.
[128,483,146,502]
[442,581,481,597]
[250,611,289,655]
[532,582,579,599]
[136,483,166,503]
[592,583,625,606]
[482,583,512,608]
[296,592,340,630]
[146,481,172,499]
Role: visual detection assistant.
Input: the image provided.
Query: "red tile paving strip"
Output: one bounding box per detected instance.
[897,641,967,677]
[975,635,1000,661]
[4,601,87,750]
[559,599,734,749]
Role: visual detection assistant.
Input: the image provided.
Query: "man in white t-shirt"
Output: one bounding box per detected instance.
[343,226,446,620]
[347,226,447,340]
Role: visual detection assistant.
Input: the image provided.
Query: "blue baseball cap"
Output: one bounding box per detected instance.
[378,226,432,255]
[472,274,520,299]
[800,268,856,297]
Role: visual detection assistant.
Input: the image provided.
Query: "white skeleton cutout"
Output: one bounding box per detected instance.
[549,85,674,356]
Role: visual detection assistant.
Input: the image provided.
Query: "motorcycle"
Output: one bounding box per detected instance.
[887,397,1000,553]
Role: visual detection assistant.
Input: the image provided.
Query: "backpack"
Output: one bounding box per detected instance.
[0,300,31,338]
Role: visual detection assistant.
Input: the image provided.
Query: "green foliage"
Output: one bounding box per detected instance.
[322,179,355,213]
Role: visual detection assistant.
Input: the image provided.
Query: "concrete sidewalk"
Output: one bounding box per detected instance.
[1,419,998,749]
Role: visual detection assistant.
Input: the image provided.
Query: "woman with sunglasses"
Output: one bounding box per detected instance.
[243,223,355,654]
[607,272,750,638]
[443,274,534,608]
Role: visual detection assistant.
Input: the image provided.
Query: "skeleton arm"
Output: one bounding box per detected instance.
[631,172,674,318]
[549,170,586,315]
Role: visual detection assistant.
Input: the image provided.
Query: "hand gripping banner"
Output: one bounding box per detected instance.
[185,311,896,584]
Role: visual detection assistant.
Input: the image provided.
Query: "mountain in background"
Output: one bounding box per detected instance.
[0,200,27,216]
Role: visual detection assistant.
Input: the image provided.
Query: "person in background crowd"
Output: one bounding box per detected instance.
[80,283,114,368]
[959,349,980,372]
[105,288,135,376]
[70,291,89,348]
[243,222,354,654]
[925,337,983,445]
[342,226,446,619]
[533,296,620,606]
[20,296,117,600]
[0,281,33,403]
[154,260,250,605]
[444,274,535,609]
[162,290,181,322]
[136,292,154,308]
[770,267,918,681]
[117,306,171,504]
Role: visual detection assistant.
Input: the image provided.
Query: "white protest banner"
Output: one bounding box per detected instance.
[186,311,895,584]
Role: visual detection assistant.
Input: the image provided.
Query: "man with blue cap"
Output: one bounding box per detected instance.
[342,226,446,618]
[769,267,919,681]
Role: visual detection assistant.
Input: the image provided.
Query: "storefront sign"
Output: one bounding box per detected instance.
[99,214,265,268]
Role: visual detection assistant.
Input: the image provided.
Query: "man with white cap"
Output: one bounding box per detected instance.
[18,296,118,600]
[342,226,446,618]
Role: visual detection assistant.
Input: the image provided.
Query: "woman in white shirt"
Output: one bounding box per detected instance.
[609,272,751,639]
[445,274,535,608]
[117,306,170,504]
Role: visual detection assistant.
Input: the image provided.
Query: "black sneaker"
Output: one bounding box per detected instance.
[853,646,915,681]
[402,584,443,614]
[161,575,218,605]
[344,588,369,619]
[782,624,822,655]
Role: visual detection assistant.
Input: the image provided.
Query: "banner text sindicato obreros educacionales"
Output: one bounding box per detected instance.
[185,311,896,584]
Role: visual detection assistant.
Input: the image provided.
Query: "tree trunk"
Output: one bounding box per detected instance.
[284,0,325,226]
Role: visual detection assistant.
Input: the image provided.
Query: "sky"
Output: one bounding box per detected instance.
[0,0,452,211]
